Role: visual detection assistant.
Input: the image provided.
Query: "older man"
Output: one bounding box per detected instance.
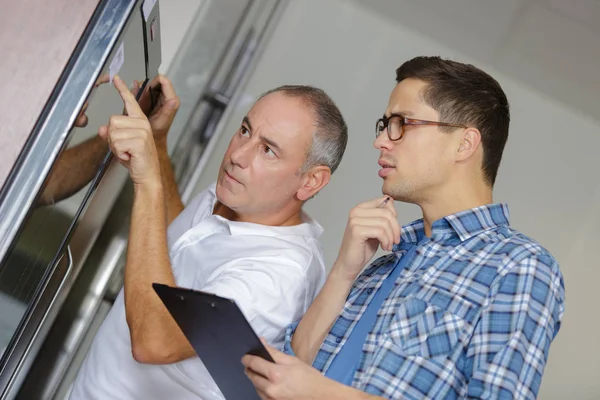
[70,75,348,400]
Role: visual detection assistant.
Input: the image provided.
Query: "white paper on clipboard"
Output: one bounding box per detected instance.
[142,0,157,22]
[109,42,125,84]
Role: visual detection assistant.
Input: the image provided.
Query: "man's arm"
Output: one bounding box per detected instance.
[243,342,386,400]
[289,265,354,362]
[38,135,108,205]
[103,75,195,364]
[146,75,184,225]
[245,198,399,399]
[155,142,183,225]
[291,197,400,363]
[38,73,114,206]
[125,182,195,363]
[466,254,565,399]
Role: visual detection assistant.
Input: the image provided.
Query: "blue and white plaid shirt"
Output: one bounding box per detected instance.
[285,203,565,399]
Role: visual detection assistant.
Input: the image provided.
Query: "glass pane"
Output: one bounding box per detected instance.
[0,7,148,361]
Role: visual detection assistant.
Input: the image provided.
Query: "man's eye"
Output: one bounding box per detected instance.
[263,146,276,157]
[240,126,250,137]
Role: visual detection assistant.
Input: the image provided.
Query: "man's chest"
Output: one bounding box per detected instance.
[167,216,236,287]
[322,244,506,386]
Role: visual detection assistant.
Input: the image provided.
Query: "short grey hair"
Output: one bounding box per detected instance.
[258,85,348,175]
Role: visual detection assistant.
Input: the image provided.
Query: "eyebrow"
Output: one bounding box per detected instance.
[242,116,253,131]
[383,110,415,118]
[242,115,283,154]
[262,136,283,154]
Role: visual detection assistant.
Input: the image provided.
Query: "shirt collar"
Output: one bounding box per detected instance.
[207,183,324,239]
[397,203,510,246]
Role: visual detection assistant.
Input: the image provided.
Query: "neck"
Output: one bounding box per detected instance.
[419,181,493,237]
[212,201,304,227]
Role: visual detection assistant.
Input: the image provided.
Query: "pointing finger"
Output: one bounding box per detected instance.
[113,75,145,118]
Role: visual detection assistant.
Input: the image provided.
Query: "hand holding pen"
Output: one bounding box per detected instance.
[333,195,401,282]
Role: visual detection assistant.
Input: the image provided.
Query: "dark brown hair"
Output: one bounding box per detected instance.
[396,56,510,186]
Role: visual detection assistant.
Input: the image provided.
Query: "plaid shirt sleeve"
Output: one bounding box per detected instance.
[466,253,565,399]
[282,321,300,355]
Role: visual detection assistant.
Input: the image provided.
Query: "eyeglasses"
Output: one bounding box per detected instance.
[375,113,467,141]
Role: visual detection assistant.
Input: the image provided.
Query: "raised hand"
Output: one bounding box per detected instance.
[143,74,180,145]
[334,196,400,281]
[99,75,161,189]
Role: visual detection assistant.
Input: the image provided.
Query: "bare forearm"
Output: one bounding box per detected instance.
[39,135,108,205]
[292,263,355,363]
[156,140,184,224]
[124,183,189,362]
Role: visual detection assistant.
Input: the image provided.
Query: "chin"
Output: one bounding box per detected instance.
[214,181,230,204]
[382,179,399,196]
[215,182,245,210]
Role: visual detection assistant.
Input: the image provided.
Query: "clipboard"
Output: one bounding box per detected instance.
[152,283,273,400]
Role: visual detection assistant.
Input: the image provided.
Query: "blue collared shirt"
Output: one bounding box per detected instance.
[284,203,565,399]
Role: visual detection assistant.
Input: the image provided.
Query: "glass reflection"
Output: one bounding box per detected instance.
[0,72,149,359]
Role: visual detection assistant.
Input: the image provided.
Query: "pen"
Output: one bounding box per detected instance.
[377,196,390,208]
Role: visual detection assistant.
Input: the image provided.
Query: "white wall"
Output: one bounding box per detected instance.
[158,0,206,74]
[191,1,600,398]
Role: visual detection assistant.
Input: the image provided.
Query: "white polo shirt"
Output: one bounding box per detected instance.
[70,183,326,400]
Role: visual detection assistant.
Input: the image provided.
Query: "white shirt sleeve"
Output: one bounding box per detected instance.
[198,255,314,348]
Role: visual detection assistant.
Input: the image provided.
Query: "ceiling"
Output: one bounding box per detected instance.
[352,0,600,123]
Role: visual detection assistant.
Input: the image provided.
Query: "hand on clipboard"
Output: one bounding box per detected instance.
[242,340,343,400]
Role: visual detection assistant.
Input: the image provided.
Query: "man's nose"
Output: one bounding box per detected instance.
[230,141,252,169]
[373,130,393,151]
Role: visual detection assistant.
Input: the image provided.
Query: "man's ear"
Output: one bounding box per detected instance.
[456,127,482,162]
[297,166,331,201]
